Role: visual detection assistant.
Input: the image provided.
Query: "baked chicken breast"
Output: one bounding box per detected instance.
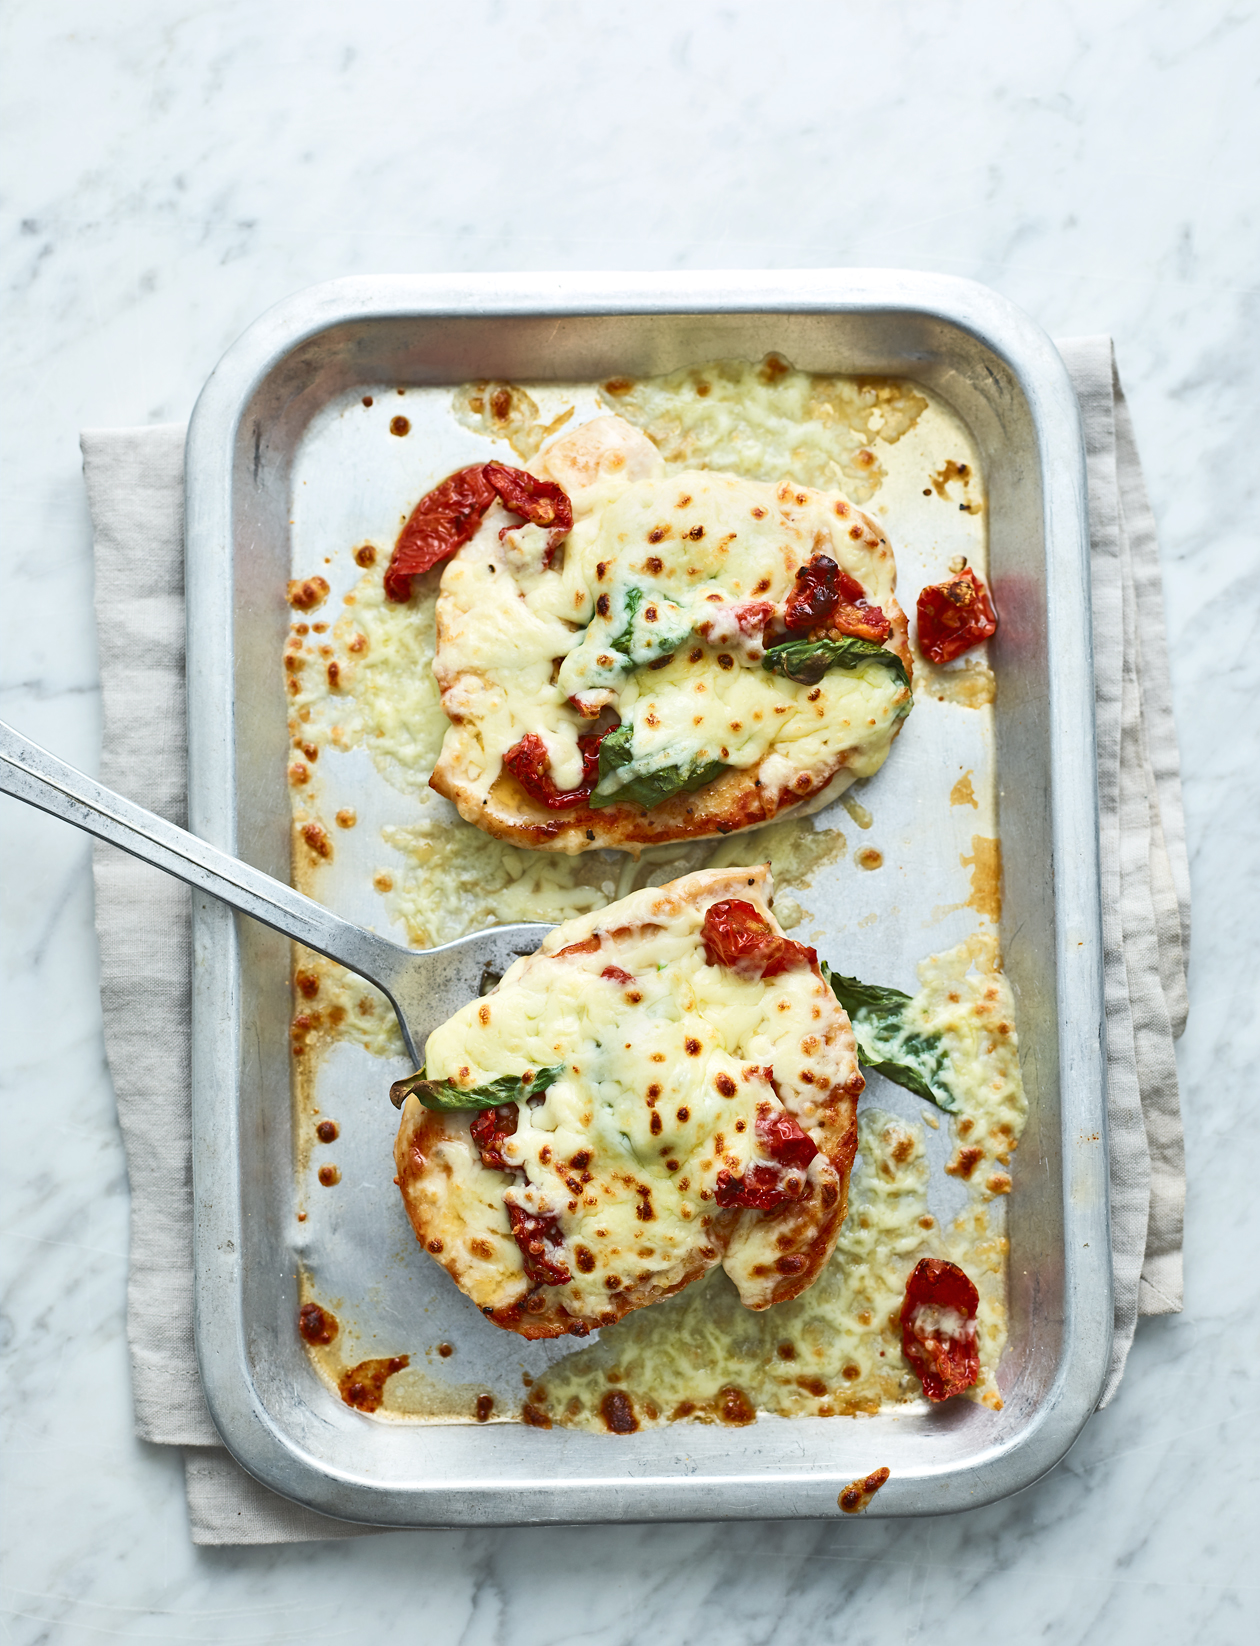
[428,417,912,854]
[393,865,863,1339]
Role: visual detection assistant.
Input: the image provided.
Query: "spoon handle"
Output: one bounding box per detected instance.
[0,717,411,994]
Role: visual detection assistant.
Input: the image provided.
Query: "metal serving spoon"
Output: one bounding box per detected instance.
[0,719,551,1068]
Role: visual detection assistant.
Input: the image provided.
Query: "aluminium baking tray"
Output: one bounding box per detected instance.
[185,269,1110,1525]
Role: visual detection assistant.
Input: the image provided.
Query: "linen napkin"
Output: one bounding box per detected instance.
[82,337,1188,1545]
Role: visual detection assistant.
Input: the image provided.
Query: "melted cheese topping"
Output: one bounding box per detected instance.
[537,1110,938,1423]
[434,444,909,804]
[600,357,929,503]
[404,869,859,1329]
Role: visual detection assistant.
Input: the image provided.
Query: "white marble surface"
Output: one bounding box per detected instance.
[2,0,1258,1638]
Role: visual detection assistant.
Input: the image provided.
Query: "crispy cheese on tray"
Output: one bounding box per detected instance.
[394,866,863,1339]
[429,417,912,854]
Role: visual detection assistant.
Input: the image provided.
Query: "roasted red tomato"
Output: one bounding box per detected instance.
[900,1257,981,1402]
[469,1103,519,1172]
[700,900,817,979]
[784,554,841,631]
[756,1110,819,1170]
[384,464,497,600]
[784,556,890,642]
[915,566,997,663]
[832,566,891,642]
[483,462,572,558]
[733,599,776,635]
[384,462,573,601]
[502,728,608,811]
[715,1163,793,1211]
[832,600,891,642]
[553,934,601,958]
[506,1202,572,1287]
[712,1090,819,1210]
[716,1153,813,1212]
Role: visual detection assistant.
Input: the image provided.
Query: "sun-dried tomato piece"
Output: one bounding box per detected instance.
[700,900,817,979]
[900,1257,981,1402]
[715,1164,786,1211]
[714,1157,811,1212]
[915,567,997,663]
[713,1111,816,1211]
[469,1103,519,1171]
[734,600,776,635]
[383,462,573,601]
[835,567,867,606]
[384,464,498,600]
[502,728,609,811]
[484,462,573,561]
[506,1202,572,1287]
[601,965,635,985]
[785,556,891,642]
[832,565,891,642]
[784,555,840,630]
[830,602,892,642]
[756,1111,818,1170]
[831,571,891,641]
[502,732,555,800]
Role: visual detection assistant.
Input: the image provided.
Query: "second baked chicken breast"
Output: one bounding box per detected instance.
[393,865,863,1339]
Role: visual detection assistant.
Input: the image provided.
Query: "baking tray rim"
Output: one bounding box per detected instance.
[185,268,1110,1525]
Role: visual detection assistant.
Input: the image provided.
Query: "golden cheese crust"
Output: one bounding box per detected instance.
[428,418,912,855]
[394,866,863,1339]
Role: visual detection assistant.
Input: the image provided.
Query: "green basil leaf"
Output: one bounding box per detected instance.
[861,1057,943,1106]
[590,723,725,809]
[762,635,911,695]
[821,962,959,1114]
[602,758,726,810]
[823,970,915,1024]
[607,584,691,665]
[593,719,634,781]
[609,586,644,657]
[389,1063,566,1113]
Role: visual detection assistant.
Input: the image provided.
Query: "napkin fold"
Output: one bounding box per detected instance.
[1057,340,1189,1395]
[82,336,1188,1545]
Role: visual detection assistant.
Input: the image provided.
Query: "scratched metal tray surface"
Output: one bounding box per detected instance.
[185,270,1110,1526]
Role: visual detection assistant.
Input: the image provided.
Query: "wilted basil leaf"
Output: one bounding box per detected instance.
[822,963,959,1113]
[763,635,911,695]
[607,584,691,664]
[390,1063,566,1113]
[823,972,914,1023]
[609,586,644,657]
[590,722,725,809]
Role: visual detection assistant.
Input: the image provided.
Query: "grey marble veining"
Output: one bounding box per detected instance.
[2,0,1258,1640]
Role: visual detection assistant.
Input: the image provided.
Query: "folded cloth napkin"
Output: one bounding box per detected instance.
[81,336,1188,1546]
